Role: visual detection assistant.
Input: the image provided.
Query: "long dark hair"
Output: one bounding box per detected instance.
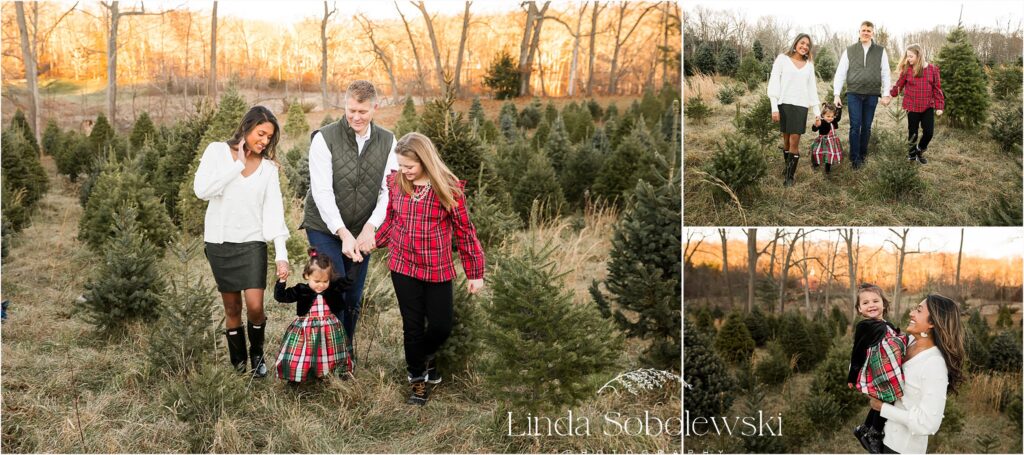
[226,105,280,162]
[785,33,814,61]
[924,294,965,395]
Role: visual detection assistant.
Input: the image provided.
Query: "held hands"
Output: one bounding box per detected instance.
[275,260,290,282]
[936,110,943,116]
[467,279,485,295]
[771,112,780,123]
[355,224,376,255]
[834,96,843,108]
[814,117,822,127]
[337,228,364,263]
[881,96,892,106]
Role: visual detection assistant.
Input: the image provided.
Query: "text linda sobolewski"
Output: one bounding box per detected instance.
[505,410,783,437]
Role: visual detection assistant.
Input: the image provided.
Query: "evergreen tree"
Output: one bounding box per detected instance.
[604,102,619,121]
[147,236,220,376]
[990,105,1023,153]
[815,47,837,81]
[79,204,165,336]
[320,114,335,127]
[586,98,604,121]
[435,276,485,376]
[485,241,620,414]
[468,96,486,126]
[154,105,214,221]
[41,119,62,157]
[736,55,768,90]
[683,318,736,418]
[995,304,1016,329]
[778,312,821,372]
[694,43,717,74]
[284,99,310,141]
[1,129,49,211]
[531,119,551,151]
[493,137,532,190]
[544,114,573,175]
[717,46,740,77]
[10,109,39,155]
[561,138,604,207]
[2,175,31,236]
[988,331,1023,372]
[811,343,863,419]
[752,40,766,62]
[936,26,991,129]
[89,113,117,159]
[592,120,663,203]
[755,341,790,385]
[744,306,772,346]
[563,102,595,143]
[483,50,520,100]
[544,100,559,124]
[419,90,485,194]
[715,311,756,365]
[662,99,681,149]
[79,160,174,253]
[55,131,90,181]
[498,101,520,141]
[281,144,310,199]
[684,95,711,125]
[592,163,680,369]
[129,112,157,149]
[991,64,1023,98]
[735,95,777,145]
[467,179,522,251]
[518,97,542,129]
[511,150,565,221]
[395,96,419,138]
[176,87,248,234]
[706,135,768,201]
[965,323,990,372]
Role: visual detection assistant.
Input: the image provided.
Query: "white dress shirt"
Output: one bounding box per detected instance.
[881,344,949,454]
[833,42,893,97]
[308,125,399,236]
[193,142,290,261]
[767,54,822,116]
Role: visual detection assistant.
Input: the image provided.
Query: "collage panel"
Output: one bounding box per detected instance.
[681,1,1024,226]
[682,227,1024,453]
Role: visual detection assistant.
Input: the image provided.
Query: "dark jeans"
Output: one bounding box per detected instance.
[306,228,372,351]
[392,271,453,379]
[847,93,880,165]
[907,109,935,151]
[863,408,887,432]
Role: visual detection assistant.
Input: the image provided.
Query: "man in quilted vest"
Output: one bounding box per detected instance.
[832,21,892,169]
[301,80,398,373]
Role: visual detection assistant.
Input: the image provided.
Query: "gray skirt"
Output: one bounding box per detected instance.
[778,103,809,134]
[205,241,268,292]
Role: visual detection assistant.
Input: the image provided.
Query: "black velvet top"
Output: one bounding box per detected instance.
[274,277,352,317]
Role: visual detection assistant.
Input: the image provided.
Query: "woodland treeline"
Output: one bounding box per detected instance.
[684,229,1024,321]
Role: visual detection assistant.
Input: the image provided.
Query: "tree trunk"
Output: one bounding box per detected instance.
[414,1,447,97]
[15,1,40,149]
[208,1,217,99]
[107,1,121,123]
[395,1,426,95]
[321,2,336,109]
[358,15,400,105]
[518,1,551,97]
[719,229,733,309]
[660,1,670,86]
[608,3,657,95]
[842,229,858,329]
[585,1,603,96]
[955,228,964,297]
[453,1,471,96]
[566,2,587,97]
[746,228,757,313]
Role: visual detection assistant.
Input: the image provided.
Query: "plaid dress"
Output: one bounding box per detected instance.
[855,326,908,403]
[274,294,350,381]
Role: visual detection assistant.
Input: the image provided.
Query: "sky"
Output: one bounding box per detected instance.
[689,228,1024,260]
[684,0,1024,37]
[206,0,520,24]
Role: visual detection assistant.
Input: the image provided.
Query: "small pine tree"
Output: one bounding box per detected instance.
[604,102,619,121]
[964,323,990,372]
[735,95,776,145]
[511,150,565,221]
[815,46,837,81]
[990,105,1023,153]
[498,101,520,141]
[41,119,62,157]
[694,43,717,74]
[493,137,532,189]
[684,95,711,125]
[544,100,559,124]
[544,114,573,175]
[518,97,542,129]
[419,90,485,194]
[79,204,165,335]
[869,129,925,201]
[435,275,485,376]
[592,165,680,369]
[129,112,157,149]
[482,50,520,100]
[683,317,736,418]
[992,64,1023,98]
[563,103,595,144]
[394,96,419,138]
[936,26,991,129]
[736,55,768,90]
[995,303,1017,329]
[10,109,39,155]
[755,340,791,385]
[705,135,768,201]
[591,121,662,203]
[89,113,117,158]
[531,119,551,151]
[79,160,174,252]
[162,364,248,451]
[715,312,756,365]
[810,342,863,419]
[744,306,772,346]
[320,114,335,127]
[55,131,90,181]
[778,312,821,372]
[717,46,739,77]
[147,236,220,376]
[281,144,310,199]
[561,139,604,207]
[284,99,311,141]
[467,179,522,250]
[752,40,766,62]
[468,96,486,126]
[1,129,49,210]
[1,178,30,235]
[485,241,620,414]
[717,85,738,105]
[639,88,664,127]
[586,98,604,121]
[987,331,1023,372]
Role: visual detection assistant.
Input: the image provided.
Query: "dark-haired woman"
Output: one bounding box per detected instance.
[194,105,291,378]
[870,294,965,454]
[767,33,822,187]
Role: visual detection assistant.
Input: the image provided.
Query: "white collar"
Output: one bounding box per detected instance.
[354,125,372,142]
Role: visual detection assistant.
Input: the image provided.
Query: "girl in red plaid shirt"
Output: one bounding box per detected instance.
[890,44,945,164]
[849,283,908,454]
[374,132,486,406]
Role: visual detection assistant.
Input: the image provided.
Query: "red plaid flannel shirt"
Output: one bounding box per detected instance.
[375,172,485,282]
[890,64,945,113]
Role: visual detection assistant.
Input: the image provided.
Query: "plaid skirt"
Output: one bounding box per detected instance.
[810,130,844,165]
[274,306,350,382]
[855,329,908,403]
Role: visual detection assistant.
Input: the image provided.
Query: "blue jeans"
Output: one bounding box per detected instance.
[306,228,371,352]
[847,93,879,165]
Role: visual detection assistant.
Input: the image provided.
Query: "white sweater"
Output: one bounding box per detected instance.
[881,344,949,454]
[193,142,290,261]
[767,54,822,116]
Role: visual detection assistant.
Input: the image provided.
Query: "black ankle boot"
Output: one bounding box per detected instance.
[907,144,918,161]
[225,327,247,373]
[784,154,800,187]
[915,147,928,164]
[247,320,268,378]
[825,162,832,174]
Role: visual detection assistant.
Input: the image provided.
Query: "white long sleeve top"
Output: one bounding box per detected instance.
[881,344,949,454]
[767,54,822,116]
[308,126,399,236]
[193,142,290,261]
[833,43,893,97]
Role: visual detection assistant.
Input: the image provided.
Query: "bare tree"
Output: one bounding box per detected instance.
[452,1,472,96]
[955,228,964,297]
[840,228,859,329]
[745,228,758,313]
[585,1,606,96]
[320,2,337,108]
[777,229,810,313]
[792,235,821,315]
[886,228,923,319]
[718,229,734,308]
[547,2,589,97]
[14,2,40,148]
[395,1,426,94]
[356,14,400,105]
[518,1,551,96]
[685,231,707,268]
[98,1,166,124]
[413,1,447,97]
[208,1,217,99]
[608,2,657,95]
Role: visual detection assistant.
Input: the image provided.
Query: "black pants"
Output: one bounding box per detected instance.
[907,108,935,151]
[392,272,453,378]
[863,407,887,432]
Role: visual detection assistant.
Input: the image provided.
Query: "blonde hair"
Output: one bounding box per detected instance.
[896,44,927,78]
[394,132,462,210]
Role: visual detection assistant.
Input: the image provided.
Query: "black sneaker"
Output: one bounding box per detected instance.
[916,150,928,164]
[407,379,430,406]
[424,355,442,385]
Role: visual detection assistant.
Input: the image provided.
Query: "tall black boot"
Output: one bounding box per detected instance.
[247,320,268,378]
[225,326,247,373]
[784,154,800,187]
[783,150,792,177]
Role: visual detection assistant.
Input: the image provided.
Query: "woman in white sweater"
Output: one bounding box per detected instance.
[194,105,291,378]
[767,33,822,187]
[870,294,965,454]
